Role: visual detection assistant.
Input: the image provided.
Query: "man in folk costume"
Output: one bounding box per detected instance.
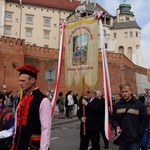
[10,64,52,150]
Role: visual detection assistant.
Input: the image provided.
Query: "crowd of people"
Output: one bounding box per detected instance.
[0,64,150,150]
[55,85,150,150]
[50,84,150,150]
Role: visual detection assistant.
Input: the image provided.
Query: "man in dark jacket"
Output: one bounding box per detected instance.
[111,82,148,150]
[96,90,109,149]
[78,89,104,150]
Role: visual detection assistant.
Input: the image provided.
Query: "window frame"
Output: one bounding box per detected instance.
[114,33,117,38]
[124,32,128,38]
[43,17,51,27]
[5,12,12,22]
[44,45,49,48]
[26,14,34,25]
[130,31,133,37]
[136,32,138,37]
[4,26,11,35]
[43,30,50,39]
[25,28,33,37]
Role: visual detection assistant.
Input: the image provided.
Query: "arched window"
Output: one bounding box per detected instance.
[118,46,124,54]
[136,45,140,50]
[128,47,132,60]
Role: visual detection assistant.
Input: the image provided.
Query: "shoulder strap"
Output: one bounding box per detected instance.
[120,102,133,123]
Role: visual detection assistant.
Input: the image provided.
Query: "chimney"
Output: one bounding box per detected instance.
[80,0,83,3]
[86,0,88,5]
[94,0,96,7]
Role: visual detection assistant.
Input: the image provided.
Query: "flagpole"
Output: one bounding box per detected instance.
[94,11,112,140]
[82,76,86,135]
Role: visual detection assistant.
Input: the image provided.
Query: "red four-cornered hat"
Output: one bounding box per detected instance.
[17,64,39,79]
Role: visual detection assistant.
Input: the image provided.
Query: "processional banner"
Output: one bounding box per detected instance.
[65,16,99,88]
[147,68,150,82]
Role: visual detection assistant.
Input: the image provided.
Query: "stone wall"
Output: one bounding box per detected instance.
[0,36,149,96]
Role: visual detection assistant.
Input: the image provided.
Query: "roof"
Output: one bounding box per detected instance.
[6,0,112,15]
[81,1,110,15]
[119,1,131,7]
[81,2,99,13]
[6,0,81,11]
[112,21,141,29]
[95,3,111,15]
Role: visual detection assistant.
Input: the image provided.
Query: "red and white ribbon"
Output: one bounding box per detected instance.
[60,21,66,29]
[94,11,106,20]
[51,20,66,116]
[94,11,112,140]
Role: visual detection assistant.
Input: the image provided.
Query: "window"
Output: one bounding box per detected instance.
[25,28,32,37]
[16,18,19,22]
[118,46,124,54]
[136,32,138,37]
[126,17,129,21]
[128,47,132,60]
[4,26,11,35]
[44,17,51,27]
[124,32,128,38]
[105,43,108,49]
[114,33,117,38]
[5,12,12,22]
[26,15,33,24]
[104,30,106,37]
[43,30,50,39]
[130,32,133,37]
[44,45,49,48]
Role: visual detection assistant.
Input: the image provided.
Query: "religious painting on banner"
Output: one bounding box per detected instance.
[65,16,99,88]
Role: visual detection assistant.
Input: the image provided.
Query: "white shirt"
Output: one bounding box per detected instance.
[39,98,52,150]
[67,95,74,105]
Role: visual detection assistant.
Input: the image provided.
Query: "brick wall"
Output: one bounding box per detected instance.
[0,36,148,97]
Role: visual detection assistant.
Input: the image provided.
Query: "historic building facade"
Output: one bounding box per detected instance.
[0,0,142,65]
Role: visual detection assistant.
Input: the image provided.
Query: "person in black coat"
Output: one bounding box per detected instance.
[96,91,109,149]
[77,89,104,150]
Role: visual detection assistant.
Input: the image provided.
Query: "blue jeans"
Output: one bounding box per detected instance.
[146,121,150,148]
[119,140,141,150]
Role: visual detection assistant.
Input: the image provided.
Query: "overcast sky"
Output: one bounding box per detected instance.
[96,0,150,69]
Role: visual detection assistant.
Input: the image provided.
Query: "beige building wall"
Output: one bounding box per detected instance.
[5,2,72,49]
[0,0,5,36]
[111,28,141,63]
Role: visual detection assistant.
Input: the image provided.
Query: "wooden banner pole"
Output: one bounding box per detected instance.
[82,76,86,135]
